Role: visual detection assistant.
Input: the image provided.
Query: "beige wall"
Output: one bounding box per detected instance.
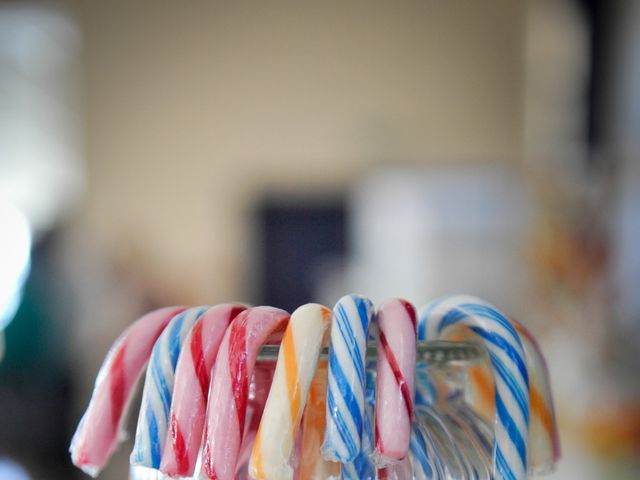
[71,0,525,303]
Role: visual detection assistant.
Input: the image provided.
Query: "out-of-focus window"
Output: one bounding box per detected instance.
[0,3,82,329]
[0,4,82,479]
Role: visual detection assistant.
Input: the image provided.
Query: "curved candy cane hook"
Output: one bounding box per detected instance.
[70,306,187,476]
[374,298,417,465]
[418,295,529,480]
[513,320,560,473]
[203,306,290,480]
[159,303,247,477]
[249,303,332,480]
[298,359,341,479]
[131,306,210,468]
[322,294,375,463]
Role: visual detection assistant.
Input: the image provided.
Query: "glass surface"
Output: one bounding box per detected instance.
[258,341,485,367]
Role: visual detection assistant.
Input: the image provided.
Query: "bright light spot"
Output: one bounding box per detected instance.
[0,458,31,480]
[0,198,31,330]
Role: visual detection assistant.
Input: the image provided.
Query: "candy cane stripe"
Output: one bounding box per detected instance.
[418,296,529,480]
[323,295,374,463]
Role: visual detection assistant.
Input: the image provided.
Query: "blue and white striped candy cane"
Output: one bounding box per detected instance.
[130,306,208,468]
[322,294,374,463]
[418,295,530,480]
[340,362,376,480]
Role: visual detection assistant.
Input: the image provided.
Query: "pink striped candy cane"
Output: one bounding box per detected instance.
[235,361,277,479]
[374,299,417,465]
[202,306,290,480]
[70,306,187,476]
[160,304,247,477]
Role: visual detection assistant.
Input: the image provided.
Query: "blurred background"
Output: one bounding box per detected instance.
[0,0,638,478]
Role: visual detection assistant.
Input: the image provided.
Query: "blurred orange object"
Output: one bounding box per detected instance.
[581,402,640,459]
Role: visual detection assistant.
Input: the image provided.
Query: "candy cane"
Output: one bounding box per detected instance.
[340,362,377,480]
[299,359,340,480]
[322,294,374,463]
[249,303,332,480]
[421,296,560,475]
[514,320,561,474]
[462,321,561,476]
[70,306,187,476]
[417,295,530,480]
[235,361,277,480]
[203,306,290,480]
[159,303,246,477]
[130,306,209,468]
[374,298,417,464]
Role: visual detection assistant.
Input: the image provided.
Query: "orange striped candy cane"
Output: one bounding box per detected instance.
[249,304,332,480]
[514,320,560,474]
[298,359,340,479]
[450,317,560,474]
